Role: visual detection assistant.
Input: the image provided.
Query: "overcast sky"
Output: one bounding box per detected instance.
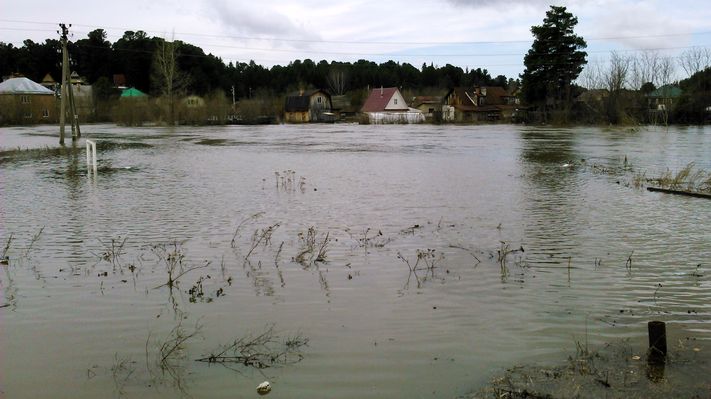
[3,0,711,79]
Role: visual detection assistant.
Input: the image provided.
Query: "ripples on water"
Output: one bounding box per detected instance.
[1,124,710,398]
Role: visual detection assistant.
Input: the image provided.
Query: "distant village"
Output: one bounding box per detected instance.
[0,71,528,126]
[0,71,696,126]
[2,22,710,127]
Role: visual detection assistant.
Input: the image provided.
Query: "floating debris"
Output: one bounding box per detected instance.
[256,381,271,395]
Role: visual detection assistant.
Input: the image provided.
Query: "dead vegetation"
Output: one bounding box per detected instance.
[195,324,309,369]
[397,248,444,289]
[151,240,210,290]
[633,163,711,194]
[294,227,331,265]
[474,339,710,399]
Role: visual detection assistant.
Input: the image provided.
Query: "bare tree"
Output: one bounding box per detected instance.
[326,68,347,96]
[604,51,631,123]
[579,58,604,89]
[605,51,630,92]
[630,50,660,90]
[678,46,711,78]
[656,55,675,87]
[152,36,190,125]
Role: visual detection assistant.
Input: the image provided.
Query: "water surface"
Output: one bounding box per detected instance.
[1,124,710,398]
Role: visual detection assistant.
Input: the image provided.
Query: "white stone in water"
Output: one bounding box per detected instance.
[256,381,271,395]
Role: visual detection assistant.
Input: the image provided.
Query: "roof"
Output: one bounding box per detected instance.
[361,87,407,112]
[120,87,147,97]
[285,95,310,112]
[331,95,352,110]
[42,73,56,84]
[284,89,330,112]
[411,96,441,107]
[445,88,476,106]
[0,77,55,95]
[648,85,682,98]
[479,86,508,104]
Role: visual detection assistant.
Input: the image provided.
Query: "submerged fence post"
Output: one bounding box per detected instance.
[86,139,97,174]
[648,320,667,363]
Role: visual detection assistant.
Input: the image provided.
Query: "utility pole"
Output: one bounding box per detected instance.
[59,23,70,145]
[68,71,81,139]
[231,85,235,112]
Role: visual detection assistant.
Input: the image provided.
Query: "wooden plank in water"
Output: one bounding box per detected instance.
[647,186,711,199]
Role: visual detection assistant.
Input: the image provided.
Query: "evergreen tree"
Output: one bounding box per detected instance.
[521,6,587,118]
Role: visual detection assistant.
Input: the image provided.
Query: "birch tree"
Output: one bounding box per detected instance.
[152,37,189,125]
[678,46,711,78]
[326,68,347,96]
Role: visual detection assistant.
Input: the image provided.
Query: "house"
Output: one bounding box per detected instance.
[116,87,150,126]
[442,86,511,122]
[360,87,424,124]
[284,89,333,123]
[113,74,127,89]
[178,95,207,124]
[69,71,95,122]
[646,85,682,125]
[646,85,682,111]
[331,94,359,120]
[410,96,442,119]
[0,76,57,125]
[41,73,58,92]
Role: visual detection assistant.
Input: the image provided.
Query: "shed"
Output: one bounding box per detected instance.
[284,89,333,123]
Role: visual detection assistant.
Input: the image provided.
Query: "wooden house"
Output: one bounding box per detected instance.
[410,96,442,119]
[442,86,510,122]
[284,89,333,123]
[69,72,95,122]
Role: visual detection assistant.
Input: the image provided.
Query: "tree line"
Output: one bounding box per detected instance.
[2,6,709,125]
[0,28,512,100]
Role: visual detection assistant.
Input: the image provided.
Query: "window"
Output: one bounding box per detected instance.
[317,97,322,103]
[42,109,50,118]
[23,111,32,119]
[21,95,31,104]
[394,99,398,105]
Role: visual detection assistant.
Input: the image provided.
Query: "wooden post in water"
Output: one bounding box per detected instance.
[67,76,81,140]
[58,23,70,145]
[648,321,667,363]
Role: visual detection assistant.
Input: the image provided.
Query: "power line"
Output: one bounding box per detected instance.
[2,18,711,46]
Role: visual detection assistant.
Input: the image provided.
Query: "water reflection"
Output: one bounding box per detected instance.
[519,129,586,271]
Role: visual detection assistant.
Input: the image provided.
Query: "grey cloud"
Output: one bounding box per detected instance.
[443,0,553,8]
[206,0,321,42]
[592,3,692,49]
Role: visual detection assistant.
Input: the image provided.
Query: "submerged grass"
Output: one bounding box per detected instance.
[474,339,709,399]
[0,141,151,165]
[641,163,711,194]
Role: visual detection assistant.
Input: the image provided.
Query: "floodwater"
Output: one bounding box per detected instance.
[1,124,710,398]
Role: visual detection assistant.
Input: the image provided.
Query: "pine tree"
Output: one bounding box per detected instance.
[521,6,587,120]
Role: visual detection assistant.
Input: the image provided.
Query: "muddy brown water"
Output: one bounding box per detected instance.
[1,124,710,398]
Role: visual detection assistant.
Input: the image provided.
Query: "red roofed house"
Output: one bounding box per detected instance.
[360,87,424,124]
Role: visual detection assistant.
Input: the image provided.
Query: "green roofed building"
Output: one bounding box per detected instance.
[120,87,147,98]
[647,85,682,111]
